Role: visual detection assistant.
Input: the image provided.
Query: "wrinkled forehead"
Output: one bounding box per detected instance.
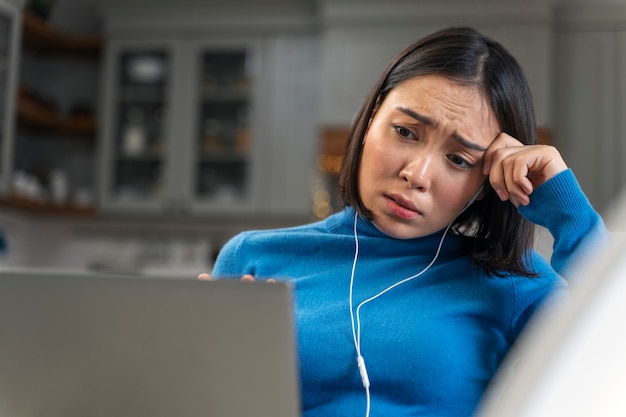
[383,75,501,147]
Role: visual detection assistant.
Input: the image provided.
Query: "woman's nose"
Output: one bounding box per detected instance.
[399,153,433,190]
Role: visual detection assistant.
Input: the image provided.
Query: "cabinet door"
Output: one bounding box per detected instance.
[555,31,620,213]
[0,0,19,195]
[187,37,321,217]
[99,40,178,212]
[100,39,266,215]
[186,40,265,214]
[262,36,320,216]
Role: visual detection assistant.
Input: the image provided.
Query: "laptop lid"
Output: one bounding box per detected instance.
[0,273,301,417]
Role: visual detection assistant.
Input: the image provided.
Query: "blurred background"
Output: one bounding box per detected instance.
[0,0,624,277]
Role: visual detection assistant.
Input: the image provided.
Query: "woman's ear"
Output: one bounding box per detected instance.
[368,108,378,125]
[366,103,380,128]
[363,98,381,143]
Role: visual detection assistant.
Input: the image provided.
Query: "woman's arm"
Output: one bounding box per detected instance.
[483,133,610,278]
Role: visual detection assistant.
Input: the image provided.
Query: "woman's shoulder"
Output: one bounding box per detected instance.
[497,250,569,319]
[237,208,354,238]
[213,209,356,277]
[479,250,567,306]
[222,208,353,249]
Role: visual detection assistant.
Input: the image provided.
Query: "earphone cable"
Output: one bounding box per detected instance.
[349,212,454,417]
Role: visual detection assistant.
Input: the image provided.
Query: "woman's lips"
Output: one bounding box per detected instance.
[385,195,422,220]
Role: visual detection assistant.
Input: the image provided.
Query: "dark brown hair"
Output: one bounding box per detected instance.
[338,26,537,277]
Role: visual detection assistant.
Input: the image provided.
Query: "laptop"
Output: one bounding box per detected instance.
[0,272,301,417]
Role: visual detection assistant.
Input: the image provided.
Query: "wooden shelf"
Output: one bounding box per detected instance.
[17,11,100,136]
[21,10,102,54]
[5,10,101,218]
[16,91,97,136]
[0,193,96,216]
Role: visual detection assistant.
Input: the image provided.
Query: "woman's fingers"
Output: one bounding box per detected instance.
[199,273,276,283]
[484,132,568,206]
[483,133,527,205]
[242,274,277,283]
[483,132,522,176]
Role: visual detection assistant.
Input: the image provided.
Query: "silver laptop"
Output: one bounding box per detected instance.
[0,272,301,417]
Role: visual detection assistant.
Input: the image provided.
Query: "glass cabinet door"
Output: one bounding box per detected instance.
[108,49,170,205]
[101,41,263,214]
[194,49,254,205]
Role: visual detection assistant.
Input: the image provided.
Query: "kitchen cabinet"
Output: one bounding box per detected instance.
[99,35,320,217]
[0,0,22,196]
[99,38,266,215]
[95,0,323,218]
[99,39,176,213]
[553,3,626,214]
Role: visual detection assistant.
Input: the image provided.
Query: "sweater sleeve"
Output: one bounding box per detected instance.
[518,169,610,280]
[211,232,247,278]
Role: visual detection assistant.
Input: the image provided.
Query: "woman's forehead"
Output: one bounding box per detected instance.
[382,75,500,145]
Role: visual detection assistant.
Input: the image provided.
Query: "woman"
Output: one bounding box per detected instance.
[202,27,607,416]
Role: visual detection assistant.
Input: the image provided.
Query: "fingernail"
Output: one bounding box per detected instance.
[496,189,507,201]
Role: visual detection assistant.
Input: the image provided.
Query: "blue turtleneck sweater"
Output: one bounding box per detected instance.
[212,169,607,416]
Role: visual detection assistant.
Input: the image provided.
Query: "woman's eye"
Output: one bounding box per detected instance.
[448,154,473,168]
[394,125,416,140]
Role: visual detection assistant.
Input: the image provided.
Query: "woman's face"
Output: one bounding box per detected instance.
[359,74,500,239]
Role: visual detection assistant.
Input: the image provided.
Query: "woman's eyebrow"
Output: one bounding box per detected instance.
[396,106,487,152]
[451,133,487,152]
[396,106,435,126]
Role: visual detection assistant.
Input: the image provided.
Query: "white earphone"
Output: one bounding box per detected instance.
[464,183,485,209]
[349,182,486,417]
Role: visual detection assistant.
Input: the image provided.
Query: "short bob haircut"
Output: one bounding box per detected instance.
[338,26,537,277]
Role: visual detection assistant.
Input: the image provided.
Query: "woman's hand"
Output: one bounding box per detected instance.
[197,273,275,283]
[483,132,568,207]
